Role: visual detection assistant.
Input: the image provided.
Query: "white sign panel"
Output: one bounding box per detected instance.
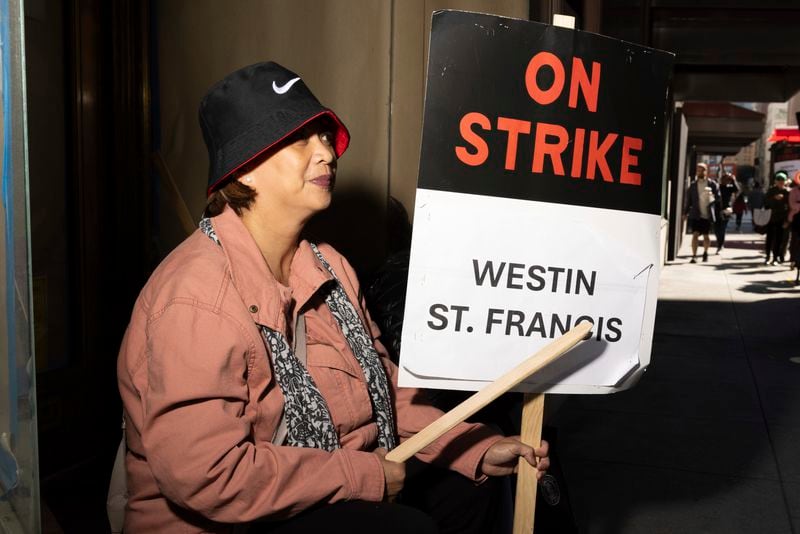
[399,189,660,393]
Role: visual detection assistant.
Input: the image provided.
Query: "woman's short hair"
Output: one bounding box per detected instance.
[204,178,257,217]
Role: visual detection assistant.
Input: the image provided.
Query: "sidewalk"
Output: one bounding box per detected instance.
[554,221,800,534]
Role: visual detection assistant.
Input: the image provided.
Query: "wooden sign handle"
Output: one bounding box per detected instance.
[513,393,545,534]
[385,321,591,463]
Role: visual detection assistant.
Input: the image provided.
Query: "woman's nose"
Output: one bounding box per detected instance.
[311,134,336,164]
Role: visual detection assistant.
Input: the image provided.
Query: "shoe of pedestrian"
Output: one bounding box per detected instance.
[690,257,697,264]
[777,257,784,264]
[702,252,708,262]
[771,260,777,265]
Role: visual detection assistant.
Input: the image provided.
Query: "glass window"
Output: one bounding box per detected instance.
[0,0,41,531]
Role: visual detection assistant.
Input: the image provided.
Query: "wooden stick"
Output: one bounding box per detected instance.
[513,393,545,534]
[152,151,196,237]
[385,321,591,463]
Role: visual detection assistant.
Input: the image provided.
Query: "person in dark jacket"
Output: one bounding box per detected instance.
[764,172,790,264]
[714,172,740,252]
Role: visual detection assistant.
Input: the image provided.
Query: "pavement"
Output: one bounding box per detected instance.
[553,219,800,534]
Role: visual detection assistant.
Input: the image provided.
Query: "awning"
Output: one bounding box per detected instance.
[768,128,800,143]
[682,102,765,155]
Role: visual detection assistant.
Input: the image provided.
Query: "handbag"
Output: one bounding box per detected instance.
[753,207,772,227]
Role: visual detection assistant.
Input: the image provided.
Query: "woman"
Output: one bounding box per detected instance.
[732,189,746,231]
[117,62,549,533]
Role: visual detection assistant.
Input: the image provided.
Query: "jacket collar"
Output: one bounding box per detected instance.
[210,206,334,331]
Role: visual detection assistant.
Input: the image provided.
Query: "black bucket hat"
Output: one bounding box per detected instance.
[199,61,350,195]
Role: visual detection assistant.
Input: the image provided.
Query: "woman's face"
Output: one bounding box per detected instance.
[242,119,337,218]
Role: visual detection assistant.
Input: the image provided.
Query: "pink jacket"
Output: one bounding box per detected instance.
[117,206,501,533]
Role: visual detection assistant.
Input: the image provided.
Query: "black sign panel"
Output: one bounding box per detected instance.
[418,11,674,216]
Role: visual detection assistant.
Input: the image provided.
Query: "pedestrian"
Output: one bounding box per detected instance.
[684,162,720,263]
[116,61,550,534]
[714,172,740,252]
[748,180,766,231]
[732,191,746,231]
[764,171,790,264]
[748,181,765,212]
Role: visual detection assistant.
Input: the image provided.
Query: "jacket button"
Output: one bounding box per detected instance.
[249,305,259,313]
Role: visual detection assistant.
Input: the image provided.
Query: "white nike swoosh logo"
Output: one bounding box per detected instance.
[272,77,301,94]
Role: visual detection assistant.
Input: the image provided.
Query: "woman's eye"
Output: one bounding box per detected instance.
[319,131,333,146]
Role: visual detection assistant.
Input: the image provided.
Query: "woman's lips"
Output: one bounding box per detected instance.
[310,174,334,188]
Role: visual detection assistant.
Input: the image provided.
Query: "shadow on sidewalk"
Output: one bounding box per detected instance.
[738,280,799,294]
[554,295,800,534]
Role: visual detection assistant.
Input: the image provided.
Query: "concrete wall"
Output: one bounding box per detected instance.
[156,0,527,271]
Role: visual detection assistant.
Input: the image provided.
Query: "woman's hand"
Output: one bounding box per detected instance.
[480,437,550,479]
[374,448,405,502]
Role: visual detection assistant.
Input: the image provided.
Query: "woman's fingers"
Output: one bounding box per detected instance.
[481,437,551,477]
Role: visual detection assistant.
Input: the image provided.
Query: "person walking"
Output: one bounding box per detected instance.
[764,172,790,264]
[748,180,766,231]
[748,181,765,211]
[684,163,720,263]
[714,172,740,252]
[732,189,747,231]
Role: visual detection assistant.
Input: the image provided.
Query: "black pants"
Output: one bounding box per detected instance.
[714,216,729,248]
[249,460,501,534]
[765,221,785,260]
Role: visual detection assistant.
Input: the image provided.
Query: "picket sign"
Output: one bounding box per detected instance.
[399,9,673,394]
[397,9,673,533]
